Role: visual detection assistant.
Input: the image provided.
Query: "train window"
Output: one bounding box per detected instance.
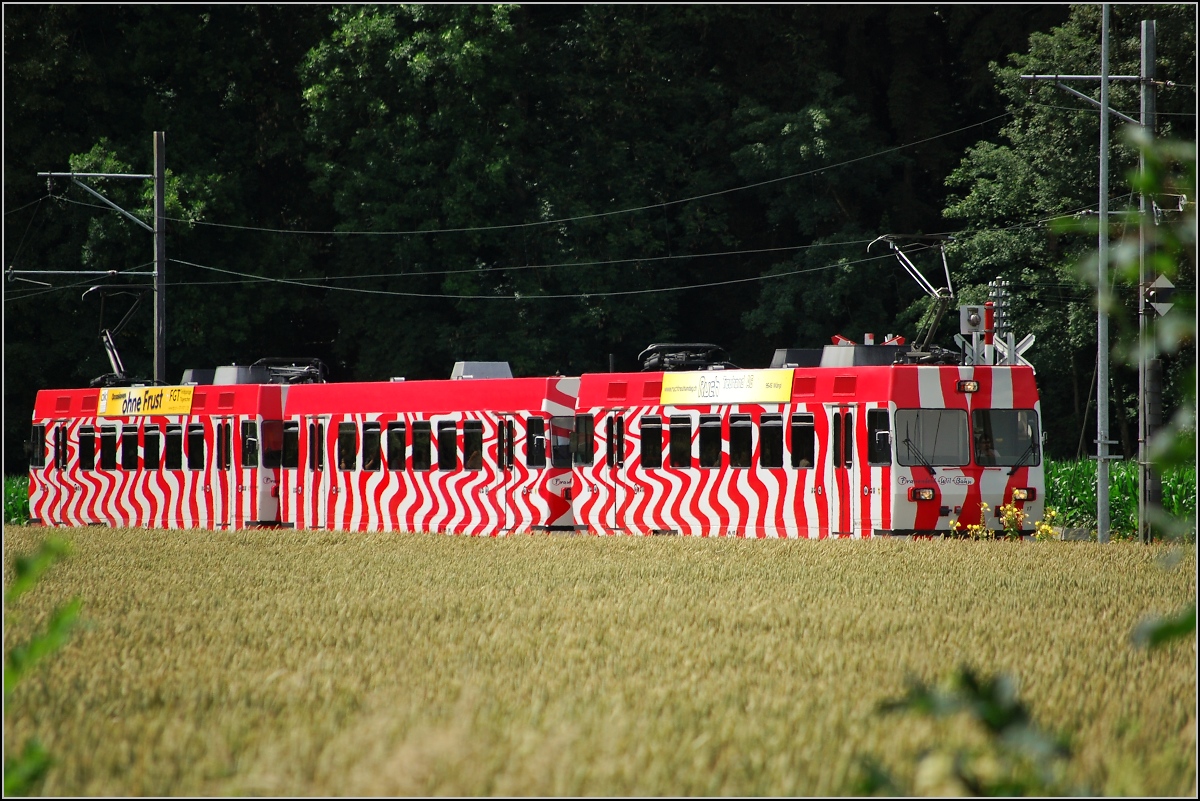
[842,412,853,468]
[78,426,96,471]
[463,421,483,470]
[363,422,382,471]
[498,419,515,470]
[217,422,232,470]
[699,415,722,469]
[280,422,299,469]
[29,425,46,469]
[572,414,595,466]
[386,422,407,470]
[729,415,753,468]
[121,426,139,470]
[260,421,281,468]
[187,423,205,470]
[550,416,574,468]
[640,416,662,469]
[412,421,432,471]
[242,421,259,467]
[308,422,325,471]
[338,422,358,470]
[790,414,814,469]
[867,409,891,465]
[55,426,68,470]
[437,421,457,470]
[144,426,161,470]
[165,425,183,470]
[895,409,969,467]
[760,414,784,468]
[669,416,691,468]
[971,409,1040,467]
[99,426,118,470]
[526,417,547,468]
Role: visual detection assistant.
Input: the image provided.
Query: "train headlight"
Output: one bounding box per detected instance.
[909,487,936,501]
[1011,488,1036,501]
[957,380,979,393]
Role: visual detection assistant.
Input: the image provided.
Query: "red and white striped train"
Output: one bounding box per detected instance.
[28,331,1045,538]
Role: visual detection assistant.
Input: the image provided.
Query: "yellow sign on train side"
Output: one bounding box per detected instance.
[660,369,793,405]
[97,386,195,417]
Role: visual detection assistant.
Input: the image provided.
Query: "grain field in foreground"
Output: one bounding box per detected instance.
[3,528,1196,796]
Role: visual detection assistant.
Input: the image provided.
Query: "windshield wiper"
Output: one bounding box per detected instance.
[1007,441,1038,476]
[903,436,937,475]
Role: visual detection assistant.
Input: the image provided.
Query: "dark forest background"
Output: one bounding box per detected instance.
[4,4,1195,474]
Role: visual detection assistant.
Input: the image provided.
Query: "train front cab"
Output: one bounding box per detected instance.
[276,376,580,534]
[883,364,1044,536]
[28,384,285,529]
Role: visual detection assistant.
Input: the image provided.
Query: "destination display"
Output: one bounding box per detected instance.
[660,369,793,405]
[97,386,195,417]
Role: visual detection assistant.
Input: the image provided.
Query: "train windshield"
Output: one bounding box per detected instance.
[971,409,1040,467]
[895,409,969,467]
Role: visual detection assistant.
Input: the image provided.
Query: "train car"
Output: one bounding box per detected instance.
[27,380,286,529]
[276,371,580,534]
[569,342,1044,538]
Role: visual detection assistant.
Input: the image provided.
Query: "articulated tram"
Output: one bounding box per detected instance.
[27,333,1044,538]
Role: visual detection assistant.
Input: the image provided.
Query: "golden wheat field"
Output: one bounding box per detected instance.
[3,527,1196,796]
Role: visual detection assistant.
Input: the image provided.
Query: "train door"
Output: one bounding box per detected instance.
[214,416,235,528]
[496,415,517,530]
[605,412,629,532]
[47,422,69,524]
[306,415,329,528]
[827,404,858,536]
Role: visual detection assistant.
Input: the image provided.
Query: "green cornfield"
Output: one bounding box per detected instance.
[1044,460,1198,540]
[3,526,1195,796]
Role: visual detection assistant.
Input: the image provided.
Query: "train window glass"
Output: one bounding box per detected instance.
[895,409,969,467]
[338,422,358,470]
[843,411,853,468]
[760,414,784,468]
[242,421,259,467]
[412,421,432,471]
[78,426,96,471]
[526,417,546,468]
[260,421,281,468]
[699,415,722,468]
[218,421,232,470]
[363,422,381,471]
[30,425,46,469]
[971,409,1040,467]
[437,421,457,470]
[121,426,139,469]
[729,415,753,468]
[572,414,595,466]
[55,426,68,470]
[144,426,161,470]
[308,422,326,471]
[669,416,692,468]
[165,425,182,470]
[187,423,205,470]
[549,416,574,468]
[99,426,118,470]
[463,420,483,471]
[280,422,299,469]
[386,422,407,470]
[832,412,843,468]
[790,414,814,469]
[867,409,891,465]
[640,416,662,469]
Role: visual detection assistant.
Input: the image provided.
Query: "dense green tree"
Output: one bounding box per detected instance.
[941,4,1195,458]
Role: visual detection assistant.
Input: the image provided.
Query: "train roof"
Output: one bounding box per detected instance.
[282,375,579,416]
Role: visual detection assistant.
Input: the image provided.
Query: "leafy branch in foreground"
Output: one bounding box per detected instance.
[4,537,82,796]
[856,665,1085,796]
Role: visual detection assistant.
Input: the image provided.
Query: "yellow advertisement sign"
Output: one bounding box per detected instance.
[660,369,793,406]
[97,386,195,417]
